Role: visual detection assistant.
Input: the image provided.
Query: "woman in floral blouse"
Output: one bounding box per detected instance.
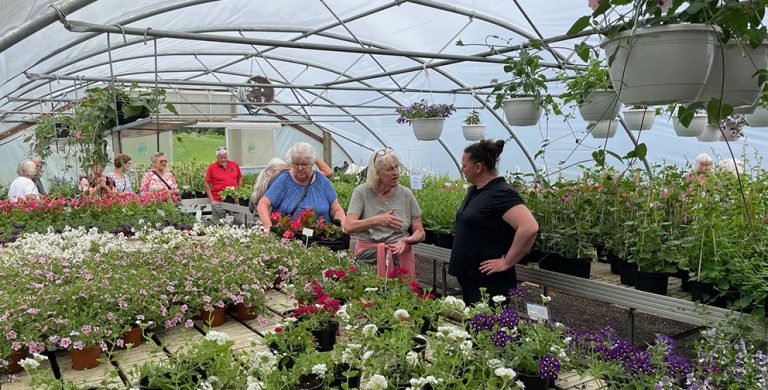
[140,152,179,196]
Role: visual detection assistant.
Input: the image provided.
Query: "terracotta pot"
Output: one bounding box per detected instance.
[236,303,258,321]
[3,348,29,374]
[69,345,102,370]
[196,307,226,327]
[122,326,143,348]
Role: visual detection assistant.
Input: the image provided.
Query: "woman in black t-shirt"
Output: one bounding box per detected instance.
[449,139,539,305]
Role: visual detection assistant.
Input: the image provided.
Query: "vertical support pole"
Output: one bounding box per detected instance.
[627,308,636,344]
[441,262,448,297]
[322,130,332,164]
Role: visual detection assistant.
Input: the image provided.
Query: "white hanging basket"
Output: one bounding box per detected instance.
[720,131,743,142]
[746,106,768,127]
[502,97,541,126]
[672,114,707,137]
[697,124,722,142]
[698,40,768,108]
[589,119,618,139]
[411,118,445,141]
[461,124,485,141]
[578,89,622,122]
[600,24,720,105]
[622,108,656,130]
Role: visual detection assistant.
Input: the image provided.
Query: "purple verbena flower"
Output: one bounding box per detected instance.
[538,354,561,381]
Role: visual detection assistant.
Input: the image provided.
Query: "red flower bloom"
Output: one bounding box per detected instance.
[348,265,358,272]
[283,230,295,239]
[334,270,347,279]
[274,327,282,333]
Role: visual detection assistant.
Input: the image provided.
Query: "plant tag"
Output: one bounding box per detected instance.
[526,303,549,321]
[195,209,202,222]
[302,227,314,237]
[157,209,166,218]
[410,170,423,190]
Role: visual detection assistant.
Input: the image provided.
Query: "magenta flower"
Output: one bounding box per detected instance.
[6,331,17,340]
[72,341,85,350]
[59,337,72,348]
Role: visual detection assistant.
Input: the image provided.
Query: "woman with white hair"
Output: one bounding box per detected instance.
[343,148,424,277]
[687,153,713,185]
[8,160,40,202]
[719,158,743,174]
[249,158,287,216]
[257,142,345,231]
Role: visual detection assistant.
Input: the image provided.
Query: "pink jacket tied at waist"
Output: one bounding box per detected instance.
[354,239,415,278]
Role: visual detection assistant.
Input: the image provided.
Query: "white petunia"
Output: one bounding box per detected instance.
[312,363,328,376]
[362,324,378,337]
[492,295,507,303]
[364,287,379,292]
[540,294,552,304]
[367,374,388,390]
[19,357,40,370]
[516,380,526,389]
[442,296,466,312]
[204,330,230,345]
[393,309,410,320]
[487,359,503,369]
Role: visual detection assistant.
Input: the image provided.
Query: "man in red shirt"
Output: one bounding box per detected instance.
[205,147,243,224]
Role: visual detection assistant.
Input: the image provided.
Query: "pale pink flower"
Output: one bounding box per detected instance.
[74,131,82,138]
[72,341,85,350]
[11,342,21,351]
[185,319,194,328]
[59,338,72,348]
[81,325,91,334]
[6,331,17,340]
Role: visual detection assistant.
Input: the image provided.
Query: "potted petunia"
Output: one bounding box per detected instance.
[395,99,456,141]
[461,109,485,141]
[697,114,747,142]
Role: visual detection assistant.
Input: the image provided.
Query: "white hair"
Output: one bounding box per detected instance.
[366,148,400,187]
[693,153,713,171]
[216,147,228,157]
[150,152,165,163]
[251,158,287,205]
[286,142,316,165]
[17,160,36,177]
[719,158,743,174]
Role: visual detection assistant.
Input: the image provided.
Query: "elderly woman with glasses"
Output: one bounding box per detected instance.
[140,152,179,196]
[343,148,424,277]
[257,142,345,232]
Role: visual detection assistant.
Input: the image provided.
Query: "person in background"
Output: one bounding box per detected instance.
[205,147,243,225]
[8,160,40,202]
[140,152,179,196]
[249,158,286,217]
[719,158,743,175]
[686,153,713,185]
[108,153,133,194]
[449,139,539,305]
[30,157,46,196]
[79,164,114,197]
[344,148,424,277]
[257,142,345,232]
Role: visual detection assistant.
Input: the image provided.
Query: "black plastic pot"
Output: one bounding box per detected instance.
[690,281,728,308]
[424,229,437,245]
[634,270,669,295]
[238,198,249,207]
[435,231,454,249]
[298,374,325,390]
[619,260,638,286]
[330,364,361,389]
[517,373,550,390]
[223,196,235,204]
[594,243,609,263]
[607,252,622,275]
[538,254,591,279]
[311,321,339,352]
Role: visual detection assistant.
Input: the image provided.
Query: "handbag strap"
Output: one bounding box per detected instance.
[152,170,172,190]
[288,171,314,217]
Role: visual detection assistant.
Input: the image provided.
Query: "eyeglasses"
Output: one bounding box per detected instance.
[374,147,393,164]
[158,160,167,164]
[292,162,310,169]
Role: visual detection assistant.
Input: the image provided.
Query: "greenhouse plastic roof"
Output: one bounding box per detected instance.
[1,0,767,184]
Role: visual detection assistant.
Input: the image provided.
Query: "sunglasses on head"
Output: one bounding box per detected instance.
[374,147,393,163]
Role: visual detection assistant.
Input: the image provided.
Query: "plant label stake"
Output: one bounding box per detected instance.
[303,227,314,248]
[410,170,423,190]
[384,251,391,293]
[526,303,549,321]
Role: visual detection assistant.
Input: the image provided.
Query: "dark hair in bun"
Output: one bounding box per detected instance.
[464,139,505,172]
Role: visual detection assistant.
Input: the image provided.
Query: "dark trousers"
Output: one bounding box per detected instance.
[457,276,517,306]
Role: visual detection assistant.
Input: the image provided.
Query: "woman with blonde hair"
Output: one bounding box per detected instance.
[249,158,286,216]
[343,148,424,277]
[8,160,40,202]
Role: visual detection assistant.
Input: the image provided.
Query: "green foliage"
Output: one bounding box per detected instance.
[463,110,482,125]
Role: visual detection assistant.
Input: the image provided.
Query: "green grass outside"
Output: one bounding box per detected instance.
[172,133,225,163]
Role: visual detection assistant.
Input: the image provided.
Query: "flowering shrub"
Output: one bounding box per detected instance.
[395,100,456,124]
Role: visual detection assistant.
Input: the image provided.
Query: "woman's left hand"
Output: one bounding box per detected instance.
[387,239,409,255]
[479,257,514,275]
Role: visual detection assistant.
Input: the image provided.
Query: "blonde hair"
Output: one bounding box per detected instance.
[251,158,287,205]
[17,160,36,177]
[366,148,400,187]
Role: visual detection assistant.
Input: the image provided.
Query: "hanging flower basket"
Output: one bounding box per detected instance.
[396,100,455,141]
[411,118,445,141]
[622,107,656,130]
[461,124,485,141]
[697,40,768,109]
[746,106,768,127]
[577,89,622,122]
[672,114,707,137]
[697,124,722,142]
[588,119,618,139]
[502,97,541,126]
[600,24,721,105]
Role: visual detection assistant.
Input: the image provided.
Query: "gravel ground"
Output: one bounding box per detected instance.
[414,256,699,358]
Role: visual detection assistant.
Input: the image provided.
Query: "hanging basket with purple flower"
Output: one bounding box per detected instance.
[395,100,456,141]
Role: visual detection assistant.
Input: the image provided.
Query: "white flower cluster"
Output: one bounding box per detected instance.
[405,350,420,365]
[409,375,444,389]
[492,295,507,303]
[135,225,189,249]
[336,304,350,324]
[203,330,231,345]
[366,374,388,390]
[18,353,48,370]
[441,296,466,313]
[311,363,327,375]
[246,376,265,390]
[435,325,470,342]
[393,309,409,320]
[202,224,261,245]
[341,343,362,364]
[2,227,125,266]
[494,366,518,381]
[362,324,378,337]
[251,351,277,374]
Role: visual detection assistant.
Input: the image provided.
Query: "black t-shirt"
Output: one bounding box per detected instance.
[449,177,524,282]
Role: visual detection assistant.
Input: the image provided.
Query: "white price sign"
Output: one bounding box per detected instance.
[302,227,314,237]
[526,303,549,321]
[410,170,423,190]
